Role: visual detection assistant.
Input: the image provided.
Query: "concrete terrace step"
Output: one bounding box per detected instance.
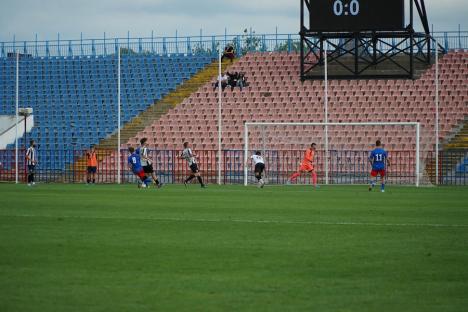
[65,59,232,174]
[444,118,468,150]
[426,118,468,183]
[81,58,238,155]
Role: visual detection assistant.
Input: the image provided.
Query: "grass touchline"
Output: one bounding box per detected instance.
[3,214,468,228]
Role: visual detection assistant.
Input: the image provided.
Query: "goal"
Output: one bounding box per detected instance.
[243,122,432,187]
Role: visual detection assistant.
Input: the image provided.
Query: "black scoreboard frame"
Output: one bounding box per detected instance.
[309,0,406,32]
[300,0,440,80]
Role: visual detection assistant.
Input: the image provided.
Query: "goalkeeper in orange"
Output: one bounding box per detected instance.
[288,143,318,187]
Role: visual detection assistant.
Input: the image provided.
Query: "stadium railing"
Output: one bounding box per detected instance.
[0,149,466,185]
[1,30,467,59]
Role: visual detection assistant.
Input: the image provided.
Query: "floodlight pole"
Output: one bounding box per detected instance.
[14,52,19,184]
[324,42,329,185]
[117,46,121,184]
[23,115,27,181]
[243,122,249,186]
[217,49,222,185]
[416,122,420,187]
[434,37,439,185]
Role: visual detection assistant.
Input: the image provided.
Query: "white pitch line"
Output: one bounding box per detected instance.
[2,214,468,228]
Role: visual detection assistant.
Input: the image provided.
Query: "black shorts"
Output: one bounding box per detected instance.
[143,164,154,174]
[190,163,199,173]
[254,163,265,175]
[87,166,97,174]
[28,165,36,174]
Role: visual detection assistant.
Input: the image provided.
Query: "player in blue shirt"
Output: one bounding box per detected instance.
[127,147,152,188]
[369,140,391,192]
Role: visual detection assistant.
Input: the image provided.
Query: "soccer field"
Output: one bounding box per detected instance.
[0,184,467,312]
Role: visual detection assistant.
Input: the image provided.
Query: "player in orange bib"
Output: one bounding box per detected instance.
[86,145,98,184]
[288,143,318,187]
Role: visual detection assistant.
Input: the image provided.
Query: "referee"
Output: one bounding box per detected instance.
[25,140,37,186]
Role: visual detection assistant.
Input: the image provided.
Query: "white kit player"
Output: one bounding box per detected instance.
[179,141,206,188]
[250,151,266,188]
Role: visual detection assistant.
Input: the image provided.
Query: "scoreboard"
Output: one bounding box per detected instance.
[309,0,405,32]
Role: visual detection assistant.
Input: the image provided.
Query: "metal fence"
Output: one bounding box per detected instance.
[1,149,466,185]
[1,30,467,59]
[438,150,468,186]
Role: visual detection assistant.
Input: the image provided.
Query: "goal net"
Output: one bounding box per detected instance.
[243,122,434,187]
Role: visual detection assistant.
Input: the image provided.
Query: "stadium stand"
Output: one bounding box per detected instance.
[129,51,468,152]
[0,54,213,169]
[109,51,465,185]
[1,41,466,184]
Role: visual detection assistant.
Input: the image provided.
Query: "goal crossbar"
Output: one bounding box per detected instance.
[243,122,421,187]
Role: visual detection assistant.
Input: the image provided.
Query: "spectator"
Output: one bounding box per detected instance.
[227,71,239,91]
[221,45,235,63]
[213,73,228,92]
[236,73,249,91]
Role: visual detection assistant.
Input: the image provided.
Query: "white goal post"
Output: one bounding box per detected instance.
[244,122,421,187]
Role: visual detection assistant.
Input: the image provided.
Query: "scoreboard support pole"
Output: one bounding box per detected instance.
[409,0,414,78]
[299,0,304,80]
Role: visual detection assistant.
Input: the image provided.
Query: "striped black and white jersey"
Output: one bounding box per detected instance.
[26,146,37,166]
[251,155,264,165]
[140,146,152,166]
[181,148,197,166]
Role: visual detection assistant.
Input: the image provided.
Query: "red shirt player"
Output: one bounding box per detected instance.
[288,143,318,187]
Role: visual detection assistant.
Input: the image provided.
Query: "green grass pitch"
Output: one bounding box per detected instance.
[1,183,467,312]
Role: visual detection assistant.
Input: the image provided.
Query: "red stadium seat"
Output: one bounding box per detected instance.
[116,51,468,154]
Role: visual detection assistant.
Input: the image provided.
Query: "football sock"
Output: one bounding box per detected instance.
[290,172,300,181]
[197,176,204,185]
[92,179,95,184]
[87,178,90,183]
[370,180,375,188]
[154,179,160,185]
[312,172,317,186]
[381,183,385,191]
[185,175,195,183]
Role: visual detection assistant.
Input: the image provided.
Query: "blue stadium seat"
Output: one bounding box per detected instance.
[0,54,213,170]
[456,158,468,173]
